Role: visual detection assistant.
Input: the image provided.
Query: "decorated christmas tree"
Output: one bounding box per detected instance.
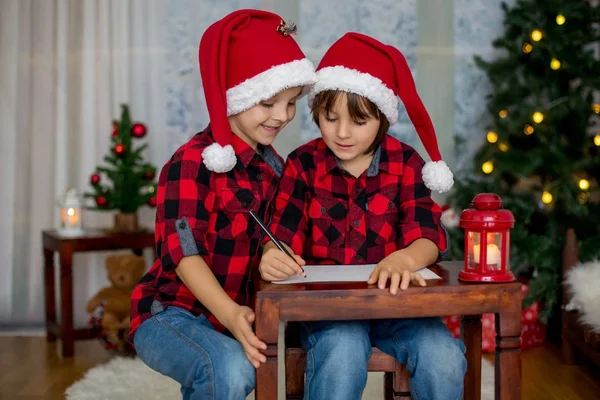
[85,104,158,215]
[447,0,600,323]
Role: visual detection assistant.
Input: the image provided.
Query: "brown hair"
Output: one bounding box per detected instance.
[311,90,390,155]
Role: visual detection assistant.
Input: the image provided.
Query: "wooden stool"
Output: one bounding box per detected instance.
[284,325,411,399]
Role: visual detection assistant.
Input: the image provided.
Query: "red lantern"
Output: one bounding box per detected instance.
[132,123,147,138]
[459,193,515,283]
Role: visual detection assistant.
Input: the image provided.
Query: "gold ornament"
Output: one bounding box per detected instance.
[498,142,509,152]
[524,125,534,135]
[532,111,544,123]
[522,43,533,54]
[531,30,543,42]
[550,58,561,70]
[556,14,566,25]
[579,179,590,190]
[482,161,494,174]
[593,104,600,114]
[594,134,600,146]
[487,131,498,143]
[499,110,508,118]
[541,191,553,204]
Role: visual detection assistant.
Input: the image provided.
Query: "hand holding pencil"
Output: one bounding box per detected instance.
[250,210,306,281]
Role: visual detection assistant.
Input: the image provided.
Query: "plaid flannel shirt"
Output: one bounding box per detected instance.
[130,126,283,342]
[267,135,447,265]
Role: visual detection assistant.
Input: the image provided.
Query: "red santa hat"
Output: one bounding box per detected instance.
[308,32,453,193]
[199,9,316,172]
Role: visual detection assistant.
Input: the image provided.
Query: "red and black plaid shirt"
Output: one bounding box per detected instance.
[130,126,283,342]
[268,135,447,265]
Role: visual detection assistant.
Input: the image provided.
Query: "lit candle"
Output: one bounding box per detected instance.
[473,243,501,269]
[57,188,85,236]
[66,207,79,226]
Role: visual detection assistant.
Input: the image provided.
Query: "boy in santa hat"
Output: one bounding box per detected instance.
[130,9,315,398]
[259,33,464,399]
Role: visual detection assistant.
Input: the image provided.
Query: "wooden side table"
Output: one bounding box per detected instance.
[42,229,155,357]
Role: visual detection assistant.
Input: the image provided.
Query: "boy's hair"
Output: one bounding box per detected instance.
[310,90,390,155]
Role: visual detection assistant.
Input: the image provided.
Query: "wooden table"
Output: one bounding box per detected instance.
[42,229,155,357]
[254,261,522,400]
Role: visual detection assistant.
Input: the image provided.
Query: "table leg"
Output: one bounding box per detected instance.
[255,297,280,400]
[461,314,482,400]
[495,290,522,400]
[43,248,56,342]
[60,251,74,357]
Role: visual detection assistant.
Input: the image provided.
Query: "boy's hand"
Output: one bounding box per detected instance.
[259,242,306,281]
[222,305,267,368]
[367,253,426,294]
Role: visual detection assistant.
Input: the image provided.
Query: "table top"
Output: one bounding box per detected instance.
[42,229,155,252]
[42,228,154,241]
[257,261,519,295]
[255,261,523,322]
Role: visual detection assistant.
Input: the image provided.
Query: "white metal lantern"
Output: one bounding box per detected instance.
[57,188,85,236]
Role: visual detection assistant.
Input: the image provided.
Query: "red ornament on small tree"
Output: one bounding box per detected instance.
[96,196,108,207]
[114,143,126,157]
[148,196,157,207]
[131,123,147,138]
[90,173,101,186]
[112,122,119,138]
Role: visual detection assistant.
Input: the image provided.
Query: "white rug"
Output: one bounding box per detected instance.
[66,356,494,400]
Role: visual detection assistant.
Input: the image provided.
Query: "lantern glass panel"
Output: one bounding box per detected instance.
[505,231,510,272]
[60,206,82,230]
[479,232,502,271]
[467,231,480,270]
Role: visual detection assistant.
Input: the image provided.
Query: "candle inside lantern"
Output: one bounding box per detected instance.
[473,243,501,269]
[57,188,85,236]
[61,207,80,228]
[67,207,78,226]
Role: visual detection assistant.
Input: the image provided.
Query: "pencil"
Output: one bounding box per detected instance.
[249,210,306,276]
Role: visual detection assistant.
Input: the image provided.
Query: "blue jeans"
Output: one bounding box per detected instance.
[133,302,255,400]
[297,318,466,400]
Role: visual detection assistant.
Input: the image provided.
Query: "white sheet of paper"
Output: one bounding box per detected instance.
[272,264,441,284]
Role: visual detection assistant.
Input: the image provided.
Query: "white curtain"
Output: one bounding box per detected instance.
[0,0,169,327]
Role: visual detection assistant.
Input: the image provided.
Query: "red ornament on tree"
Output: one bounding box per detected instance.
[112,123,119,138]
[148,196,157,207]
[96,196,108,207]
[90,173,101,186]
[114,143,126,157]
[144,170,156,180]
[131,123,147,138]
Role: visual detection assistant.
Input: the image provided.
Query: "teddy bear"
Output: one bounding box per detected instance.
[86,253,146,353]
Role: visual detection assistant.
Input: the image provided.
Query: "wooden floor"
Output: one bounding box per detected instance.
[0,336,598,399]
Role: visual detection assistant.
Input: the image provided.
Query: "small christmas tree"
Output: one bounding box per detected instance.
[85,104,158,214]
[448,0,600,324]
